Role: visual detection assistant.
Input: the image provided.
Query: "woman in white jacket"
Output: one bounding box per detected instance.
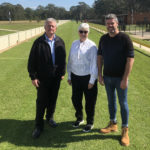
[67,23,98,132]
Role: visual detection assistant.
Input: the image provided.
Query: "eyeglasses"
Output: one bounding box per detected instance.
[79,30,88,34]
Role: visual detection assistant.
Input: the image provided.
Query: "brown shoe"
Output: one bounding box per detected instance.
[121,127,130,146]
[100,121,118,134]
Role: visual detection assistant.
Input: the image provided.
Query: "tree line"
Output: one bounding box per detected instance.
[0,0,150,21]
[94,0,150,18]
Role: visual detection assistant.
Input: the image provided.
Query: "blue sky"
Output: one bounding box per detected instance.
[0,0,95,10]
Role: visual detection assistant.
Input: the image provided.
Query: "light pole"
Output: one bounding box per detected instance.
[131,9,133,24]
[9,11,11,23]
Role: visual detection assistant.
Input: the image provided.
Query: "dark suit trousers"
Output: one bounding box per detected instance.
[35,76,61,130]
[71,73,97,125]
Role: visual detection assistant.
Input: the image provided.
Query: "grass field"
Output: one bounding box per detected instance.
[0,20,44,36]
[0,30,15,36]
[0,21,150,150]
[0,21,44,30]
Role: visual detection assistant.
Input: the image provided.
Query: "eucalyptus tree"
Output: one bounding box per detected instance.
[25,8,35,20]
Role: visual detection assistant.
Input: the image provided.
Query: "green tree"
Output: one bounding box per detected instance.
[25,8,35,20]
[70,2,93,21]
[0,3,15,20]
[35,5,46,20]
[94,0,150,18]
[14,4,25,20]
[94,0,127,17]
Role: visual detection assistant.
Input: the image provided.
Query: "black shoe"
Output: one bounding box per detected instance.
[47,119,58,128]
[83,124,94,132]
[32,128,42,139]
[72,120,84,128]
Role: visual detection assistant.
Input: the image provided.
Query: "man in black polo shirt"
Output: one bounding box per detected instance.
[97,14,134,146]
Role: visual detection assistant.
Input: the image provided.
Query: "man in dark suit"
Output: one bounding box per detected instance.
[28,18,66,138]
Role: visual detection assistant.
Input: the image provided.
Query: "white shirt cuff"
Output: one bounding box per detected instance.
[89,76,96,84]
[68,72,71,80]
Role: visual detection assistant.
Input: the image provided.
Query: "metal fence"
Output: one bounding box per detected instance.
[119,23,150,38]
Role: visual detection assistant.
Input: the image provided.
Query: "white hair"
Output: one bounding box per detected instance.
[44,18,57,27]
[78,23,90,32]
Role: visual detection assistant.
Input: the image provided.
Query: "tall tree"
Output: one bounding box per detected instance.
[94,0,150,18]
[0,3,15,20]
[25,8,35,20]
[14,4,25,20]
[35,5,46,20]
[70,2,92,20]
[94,0,127,17]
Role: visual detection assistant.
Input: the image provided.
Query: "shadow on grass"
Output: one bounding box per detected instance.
[0,119,121,148]
[135,48,150,57]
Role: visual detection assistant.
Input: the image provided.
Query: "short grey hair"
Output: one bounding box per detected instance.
[44,18,57,27]
[105,14,118,23]
[78,23,90,32]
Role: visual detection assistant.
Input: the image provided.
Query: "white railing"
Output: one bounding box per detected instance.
[0,20,70,53]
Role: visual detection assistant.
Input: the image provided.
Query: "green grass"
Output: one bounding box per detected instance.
[125,24,148,31]
[0,30,15,36]
[0,21,150,150]
[89,23,107,32]
[0,21,44,31]
[130,36,150,48]
[0,21,44,36]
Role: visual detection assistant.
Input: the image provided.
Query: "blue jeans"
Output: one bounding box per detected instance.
[104,76,129,127]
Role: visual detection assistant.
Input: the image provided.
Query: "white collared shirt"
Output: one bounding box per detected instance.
[67,38,98,84]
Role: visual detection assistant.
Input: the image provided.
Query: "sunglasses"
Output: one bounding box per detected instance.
[79,30,88,34]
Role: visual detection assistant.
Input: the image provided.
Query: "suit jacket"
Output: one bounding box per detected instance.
[28,33,66,81]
